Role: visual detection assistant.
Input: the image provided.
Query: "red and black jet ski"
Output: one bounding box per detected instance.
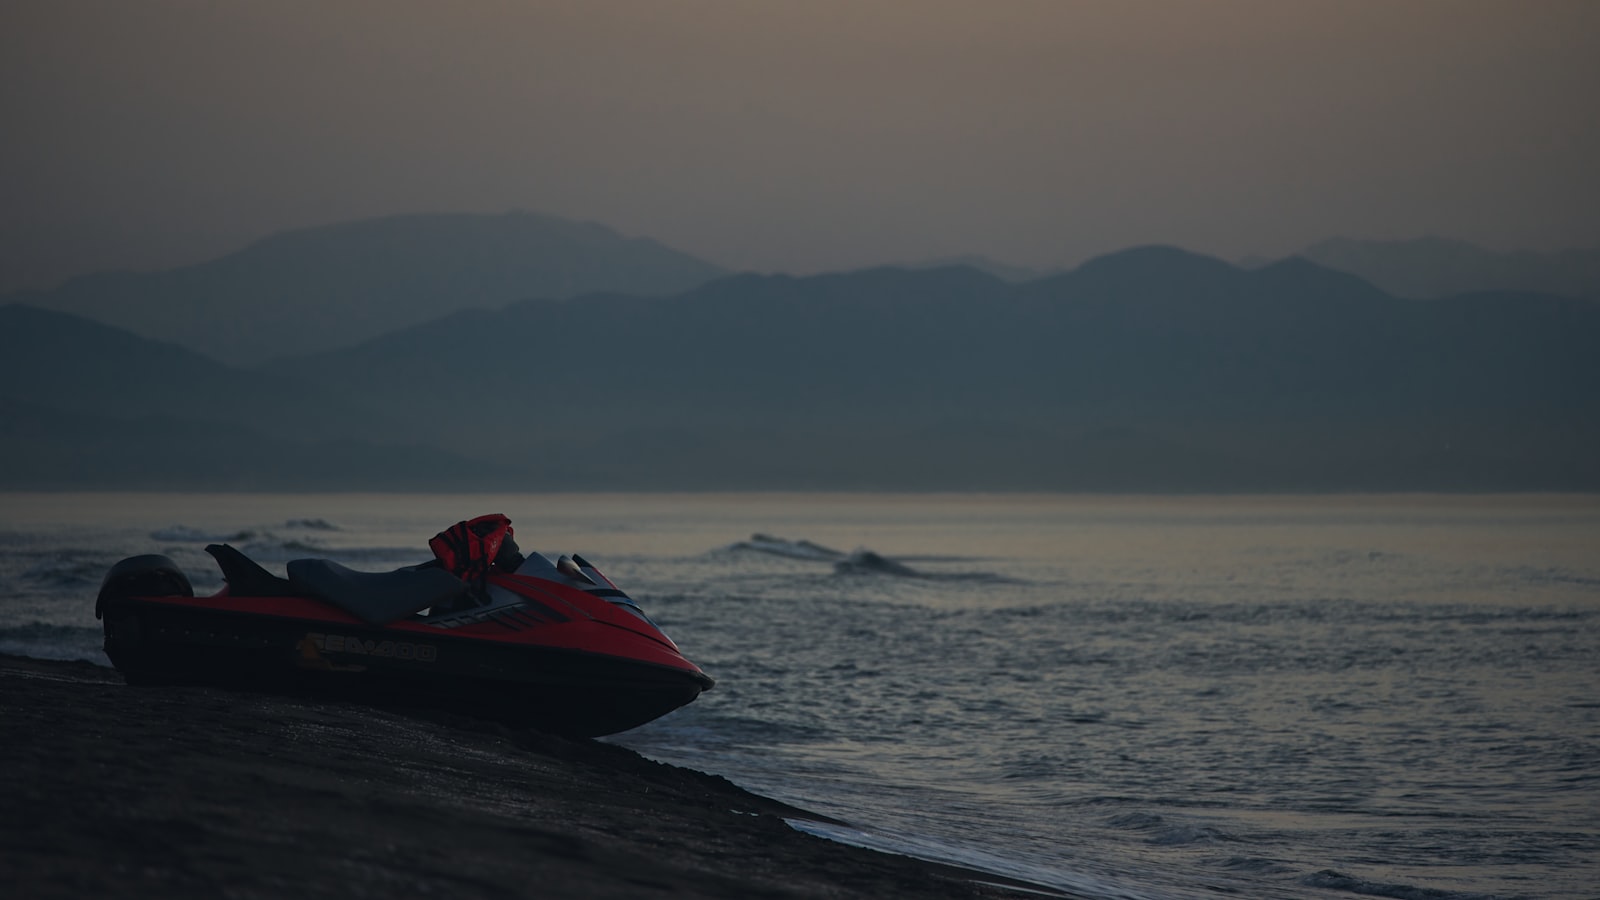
[95,514,713,737]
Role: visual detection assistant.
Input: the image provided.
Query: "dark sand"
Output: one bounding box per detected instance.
[1,654,1065,898]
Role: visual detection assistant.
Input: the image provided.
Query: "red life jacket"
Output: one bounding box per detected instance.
[429,513,514,580]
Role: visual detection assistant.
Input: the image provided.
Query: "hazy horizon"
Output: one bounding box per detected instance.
[5,0,1599,293]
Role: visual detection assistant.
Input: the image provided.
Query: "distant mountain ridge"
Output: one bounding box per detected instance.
[4,243,1597,491]
[5,211,728,364]
[0,305,510,489]
[0,304,390,440]
[1297,237,1600,300]
[268,247,1599,490]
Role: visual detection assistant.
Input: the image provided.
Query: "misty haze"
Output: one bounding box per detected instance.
[3,3,1598,899]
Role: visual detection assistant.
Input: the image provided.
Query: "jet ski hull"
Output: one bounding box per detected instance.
[98,554,714,737]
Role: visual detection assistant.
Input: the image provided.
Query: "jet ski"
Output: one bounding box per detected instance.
[95,515,713,737]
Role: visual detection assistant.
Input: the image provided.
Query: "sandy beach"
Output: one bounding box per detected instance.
[1,654,1060,899]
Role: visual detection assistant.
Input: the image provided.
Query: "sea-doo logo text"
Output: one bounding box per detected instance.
[307,632,437,662]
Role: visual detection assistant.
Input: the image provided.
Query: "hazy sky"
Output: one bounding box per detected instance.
[3,0,1598,291]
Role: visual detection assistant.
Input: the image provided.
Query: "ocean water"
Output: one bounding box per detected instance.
[2,492,1596,899]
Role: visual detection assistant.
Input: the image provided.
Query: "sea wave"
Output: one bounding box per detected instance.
[0,622,107,664]
[149,525,257,542]
[18,555,109,589]
[720,534,1017,583]
[726,534,845,561]
[232,537,328,562]
[228,540,425,567]
[1502,565,1600,589]
[1205,856,1295,874]
[283,518,341,531]
[1143,824,1239,847]
[833,549,1019,583]
[1105,812,1166,831]
[1299,868,1506,900]
[832,549,922,577]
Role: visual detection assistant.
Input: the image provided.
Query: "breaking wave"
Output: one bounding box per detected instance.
[833,549,1019,583]
[726,534,845,561]
[832,549,922,577]
[721,534,1017,582]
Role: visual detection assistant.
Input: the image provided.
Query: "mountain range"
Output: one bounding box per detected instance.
[2,216,1596,491]
[6,212,727,364]
[1296,237,1600,301]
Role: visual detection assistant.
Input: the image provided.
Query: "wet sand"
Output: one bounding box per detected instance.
[1,654,1064,898]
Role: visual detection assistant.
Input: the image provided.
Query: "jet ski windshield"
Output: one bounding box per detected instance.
[507,552,664,631]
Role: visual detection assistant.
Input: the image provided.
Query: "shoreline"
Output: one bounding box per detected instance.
[0,653,1068,898]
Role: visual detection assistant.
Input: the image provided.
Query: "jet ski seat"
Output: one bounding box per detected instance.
[286,558,468,626]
